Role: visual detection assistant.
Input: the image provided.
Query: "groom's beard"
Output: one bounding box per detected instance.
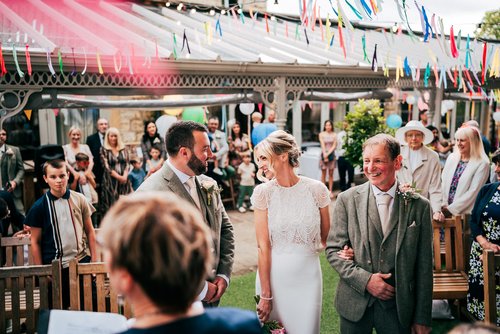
[188,154,207,175]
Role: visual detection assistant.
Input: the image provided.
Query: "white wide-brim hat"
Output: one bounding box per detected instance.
[395,120,434,145]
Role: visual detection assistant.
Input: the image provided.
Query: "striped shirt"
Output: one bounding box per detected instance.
[25,190,95,267]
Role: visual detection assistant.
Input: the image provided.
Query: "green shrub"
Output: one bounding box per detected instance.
[337,99,393,168]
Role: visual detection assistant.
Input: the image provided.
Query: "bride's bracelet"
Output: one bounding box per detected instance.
[260,295,273,301]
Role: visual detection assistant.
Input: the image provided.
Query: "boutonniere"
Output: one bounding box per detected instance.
[201,180,220,206]
[5,148,14,156]
[398,182,421,205]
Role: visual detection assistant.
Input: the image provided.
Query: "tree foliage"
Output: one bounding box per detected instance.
[475,10,500,40]
[339,99,392,168]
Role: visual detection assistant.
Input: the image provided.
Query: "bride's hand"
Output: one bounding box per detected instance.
[337,245,354,261]
[257,299,272,323]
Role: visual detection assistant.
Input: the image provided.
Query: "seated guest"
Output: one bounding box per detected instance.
[466,150,500,325]
[441,126,490,217]
[98,192,261,334]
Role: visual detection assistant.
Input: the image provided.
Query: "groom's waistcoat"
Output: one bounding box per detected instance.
[367,192,398,309]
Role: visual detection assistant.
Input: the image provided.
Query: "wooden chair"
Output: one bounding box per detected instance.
[221,178,237,209]
[432,216,469,303]
[0,260,62,334]
[483,249,500,325]
[68,259,132,318]
[0,235,32,267]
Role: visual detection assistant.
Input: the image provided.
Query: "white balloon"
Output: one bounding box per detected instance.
[227,118,236,130]
[239,103,255,115]
[156,115,177,138]
[493,112,500,122]
[406,95,416,105]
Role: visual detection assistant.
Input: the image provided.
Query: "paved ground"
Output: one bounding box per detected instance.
[227,190,341,276]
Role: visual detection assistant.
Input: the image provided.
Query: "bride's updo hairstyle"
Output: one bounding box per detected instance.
[254,130,301,181]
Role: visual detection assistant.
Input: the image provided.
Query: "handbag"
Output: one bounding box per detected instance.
[322,152,335,162]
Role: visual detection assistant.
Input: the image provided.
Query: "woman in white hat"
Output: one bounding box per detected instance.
[396,120,444,222]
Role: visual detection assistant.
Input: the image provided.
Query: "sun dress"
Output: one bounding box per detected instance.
[319,132,336,170]
[251,177,330,334]
[466,190,500,325]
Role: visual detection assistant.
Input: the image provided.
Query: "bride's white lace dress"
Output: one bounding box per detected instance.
[251,176,330,334]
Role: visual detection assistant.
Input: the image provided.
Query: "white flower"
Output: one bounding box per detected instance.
[5,148,14,156]
[398,182,421,204]
[201,180,219,206]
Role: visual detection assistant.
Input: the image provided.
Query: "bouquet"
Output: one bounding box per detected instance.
[254,295,286,334]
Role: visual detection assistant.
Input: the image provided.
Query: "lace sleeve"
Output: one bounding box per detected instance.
[250,184,268,210]
[312,181,331,208]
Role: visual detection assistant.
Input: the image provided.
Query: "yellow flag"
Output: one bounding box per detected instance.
[24,109,32,120]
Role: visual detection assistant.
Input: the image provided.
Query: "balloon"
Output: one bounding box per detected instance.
[493,112,500,122]
[386,114,403,129]
[182,106,205,123]
[239,103,255,115]
[405,95,416,105]
[227,118,236,130]
[251,123,277,145]
[156,115,177,139]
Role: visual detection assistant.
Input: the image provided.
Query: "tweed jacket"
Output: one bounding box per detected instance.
[0,144,24,198]
[136,162,235,279]
[397,145,442,213]
[326,182,433,328]
[441,153,490,215]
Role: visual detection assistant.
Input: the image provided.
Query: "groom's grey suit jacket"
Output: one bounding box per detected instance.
[136,163,235,279]
[326,181,433,328]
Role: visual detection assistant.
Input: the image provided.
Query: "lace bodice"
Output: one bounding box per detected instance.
[251,177,330,254]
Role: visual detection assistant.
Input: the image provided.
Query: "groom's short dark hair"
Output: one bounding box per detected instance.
[362,134,400,160]
[165,121,208,156]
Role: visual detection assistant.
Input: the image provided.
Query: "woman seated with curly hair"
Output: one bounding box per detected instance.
[98,192,261,334]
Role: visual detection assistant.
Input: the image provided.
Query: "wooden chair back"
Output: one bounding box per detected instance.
[483,249,500,325]
[68,259,132,318]
[0,235,32,267]
[433,216,464,272]
[0,260,62,334]
[432,216,468,301]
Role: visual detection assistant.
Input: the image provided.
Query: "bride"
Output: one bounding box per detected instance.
[251,130,331,334]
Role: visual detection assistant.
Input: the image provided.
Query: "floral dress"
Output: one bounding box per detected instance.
[466,190,500,325]
[448,160,467,205]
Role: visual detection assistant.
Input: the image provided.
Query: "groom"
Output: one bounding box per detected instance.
[326,134,432,334]
[137,121,235,306]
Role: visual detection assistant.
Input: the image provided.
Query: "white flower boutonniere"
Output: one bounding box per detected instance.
[201,180,220,206]
[5,148,14,156]
[398,182,421,205]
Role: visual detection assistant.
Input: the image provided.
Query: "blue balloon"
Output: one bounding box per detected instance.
[251,123,278,145]
[386,114,403,129]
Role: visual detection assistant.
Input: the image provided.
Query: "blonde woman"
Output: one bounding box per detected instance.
[441,125,490,217]
[319,120,337,198]
[100,127,131,214]
[63,126,94,189]
[251,130,330,334]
